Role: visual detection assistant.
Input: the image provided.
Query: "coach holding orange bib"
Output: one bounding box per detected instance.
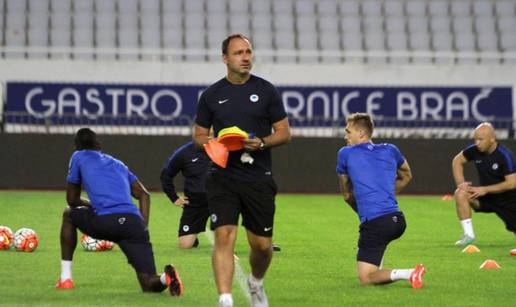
[193,34,291,307]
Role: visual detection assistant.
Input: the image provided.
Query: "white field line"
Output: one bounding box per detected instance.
[205,230,251,302]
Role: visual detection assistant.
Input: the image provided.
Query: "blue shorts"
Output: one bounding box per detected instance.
[70,206,157,274]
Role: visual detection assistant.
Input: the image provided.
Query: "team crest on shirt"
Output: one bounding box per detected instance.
[492,163,499,170]
[250,94,259,102]
[183,225,190,232]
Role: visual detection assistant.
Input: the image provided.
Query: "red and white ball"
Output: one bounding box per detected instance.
[13,228,39,252]
[0,226,14,250]
[99,239,114,251]
[80,234,114,252]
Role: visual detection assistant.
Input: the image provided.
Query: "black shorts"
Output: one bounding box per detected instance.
[357,212,406,267]
[70,206,157,275]
[178,200,212,236]
[476,197,516,232]
[206,173,277,237]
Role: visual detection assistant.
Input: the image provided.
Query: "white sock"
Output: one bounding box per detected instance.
[390,269,413,281]
[219,293,233,306]
[160,273,167,285]
[248,274,263,286]
[60,260,72,281]
[460,219,475,238]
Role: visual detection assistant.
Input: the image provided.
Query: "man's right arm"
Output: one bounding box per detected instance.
[160,150,189,207]
[337,174,357,212]
[193,124,211,149]
[452,151,469,188]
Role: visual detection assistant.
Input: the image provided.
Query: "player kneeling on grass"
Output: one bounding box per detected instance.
[451,122,516,248]
[56,128,183,296]
[336,113,425,288]
[160,140,212,249]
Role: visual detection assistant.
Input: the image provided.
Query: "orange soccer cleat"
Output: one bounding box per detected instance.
[164,265,183,296]
[55,278,74,289]
[409,264,426,289]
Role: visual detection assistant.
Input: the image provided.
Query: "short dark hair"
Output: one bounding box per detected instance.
[347,113,374,137]
[74,128,101,150]
[222,34,251,55]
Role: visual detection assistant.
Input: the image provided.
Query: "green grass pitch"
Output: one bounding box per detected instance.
[0,191,514,306]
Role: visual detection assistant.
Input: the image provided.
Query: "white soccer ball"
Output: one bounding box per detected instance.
[0,226,14,250]
[13,228,39,252]
[80,234,114,252]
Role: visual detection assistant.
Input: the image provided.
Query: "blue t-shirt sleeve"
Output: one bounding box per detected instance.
[336,146,350,175]
[389,144,406,168]
[498,146,516,175]
[66,152,81,184]
[195,91,212,128]
[128,169,138,184]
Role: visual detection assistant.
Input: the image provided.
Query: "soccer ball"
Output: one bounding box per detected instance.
[80,234,114,252]
[0,226,14,250]
[13,228,39,252]
[80,234,102,251]
[99,239,114,251]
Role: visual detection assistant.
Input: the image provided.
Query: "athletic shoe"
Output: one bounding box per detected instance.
[247,276,268,307]
[510,249,516,256]
[164,264,183,296]
[218,297,233,307]
[409,264,426,289]
[272,243,281,252]
[454,234,475,246]
[55,278,74,289]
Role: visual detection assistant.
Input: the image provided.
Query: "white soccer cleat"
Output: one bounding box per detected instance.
[247,276,268,307]
[454,234,475,246]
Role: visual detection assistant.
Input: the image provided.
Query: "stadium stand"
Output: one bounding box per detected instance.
[0,0,514,64]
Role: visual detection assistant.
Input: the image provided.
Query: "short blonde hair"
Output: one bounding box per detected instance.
[346,113,374,137]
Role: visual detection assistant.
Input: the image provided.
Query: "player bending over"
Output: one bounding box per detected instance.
[56,128,183,296]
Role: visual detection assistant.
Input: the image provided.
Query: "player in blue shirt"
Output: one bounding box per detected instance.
[452,122,516,247]
[336,113,425,288]
[56,128,183,296]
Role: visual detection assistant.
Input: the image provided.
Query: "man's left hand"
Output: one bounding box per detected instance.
[242,137,262,151]
[466,186,487,199]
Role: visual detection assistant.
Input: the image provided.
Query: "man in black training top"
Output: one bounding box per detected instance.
[193,34,291,307]
[161,141,282,252]
[452,122,516,247]
[160,140,211,248]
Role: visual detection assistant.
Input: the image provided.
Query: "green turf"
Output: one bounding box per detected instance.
[0,191,514,306]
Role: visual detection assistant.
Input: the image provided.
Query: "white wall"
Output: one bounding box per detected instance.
[0,59,515,87]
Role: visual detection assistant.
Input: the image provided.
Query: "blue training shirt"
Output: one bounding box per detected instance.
[336,142,405,223]
[67,150,142,217]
